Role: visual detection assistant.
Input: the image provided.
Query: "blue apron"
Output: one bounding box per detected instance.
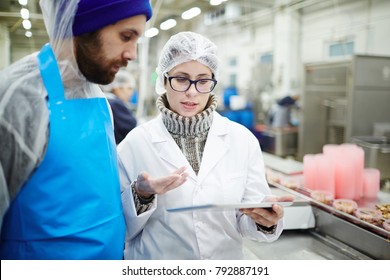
[0,44,125,259]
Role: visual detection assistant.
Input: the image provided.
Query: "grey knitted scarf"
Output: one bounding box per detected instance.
[156,94,218,174]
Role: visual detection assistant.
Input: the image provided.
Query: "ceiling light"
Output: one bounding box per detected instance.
[18,0,28,6]
[210,0,228,6]
[25,31,32,38]
[20,8,29,19]
[160,19,177,30]
[182,7,201,20]
[22,19,31,30]
[210,0,222,6]
[145,27,159,38]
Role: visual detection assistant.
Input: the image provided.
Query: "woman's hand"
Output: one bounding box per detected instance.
[134,166,188,199]
[240,195,294,228]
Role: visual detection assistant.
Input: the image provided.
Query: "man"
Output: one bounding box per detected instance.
[267,94,300,128]
[0,0,186,260]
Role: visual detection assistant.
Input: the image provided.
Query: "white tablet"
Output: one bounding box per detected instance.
[166,201,294,212]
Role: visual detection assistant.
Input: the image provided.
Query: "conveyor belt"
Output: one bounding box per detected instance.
[267,182,390,259]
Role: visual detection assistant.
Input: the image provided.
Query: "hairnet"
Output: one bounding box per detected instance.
[101,70,136,92]
[155,31,219,95]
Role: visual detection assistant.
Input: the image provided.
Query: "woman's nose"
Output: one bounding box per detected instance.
[185,82,198,96]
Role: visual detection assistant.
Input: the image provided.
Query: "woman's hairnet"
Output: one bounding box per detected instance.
[101,70,136,92]
[155,31,219,95]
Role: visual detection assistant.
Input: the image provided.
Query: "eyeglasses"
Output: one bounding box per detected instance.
[164,73,217,94]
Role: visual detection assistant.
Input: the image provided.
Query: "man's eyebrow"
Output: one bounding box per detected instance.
[123,28,140,37]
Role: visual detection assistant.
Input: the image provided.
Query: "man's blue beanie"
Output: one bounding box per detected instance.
[277,96,296,106]
[73,0,153,36]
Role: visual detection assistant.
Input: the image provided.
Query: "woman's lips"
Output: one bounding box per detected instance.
[181,101,197,109]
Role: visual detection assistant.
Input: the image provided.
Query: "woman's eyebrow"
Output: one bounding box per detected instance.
[170,72,211,78]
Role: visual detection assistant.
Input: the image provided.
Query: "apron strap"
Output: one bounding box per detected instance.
[37,43,65,102]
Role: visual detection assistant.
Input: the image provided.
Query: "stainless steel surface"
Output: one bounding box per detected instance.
[323,97,347,127]
[244,229,372,260]
[324,97,347,144]
[299,61,349,157]
[260,128,298,157]
[312,206,390,259]
[374,122,390,138]
[352,136,390,180]
[299,55,390,159]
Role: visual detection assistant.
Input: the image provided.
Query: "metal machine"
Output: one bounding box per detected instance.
[299,55,390,158]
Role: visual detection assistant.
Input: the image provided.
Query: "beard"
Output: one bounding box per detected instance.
[75,31,126,85]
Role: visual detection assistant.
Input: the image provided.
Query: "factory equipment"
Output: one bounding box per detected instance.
[263,155,390,260]
[299,55,390,164]
[259,128,298,157]
[352,136,390,189]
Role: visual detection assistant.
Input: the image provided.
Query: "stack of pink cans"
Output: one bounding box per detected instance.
[303,143,380,200]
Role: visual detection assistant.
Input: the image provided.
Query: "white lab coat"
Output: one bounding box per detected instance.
[118,112,283,260]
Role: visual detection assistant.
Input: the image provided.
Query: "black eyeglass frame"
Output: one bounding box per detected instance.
[164,72,217,94]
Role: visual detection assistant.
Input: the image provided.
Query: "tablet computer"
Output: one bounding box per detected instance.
[166,201,294,212]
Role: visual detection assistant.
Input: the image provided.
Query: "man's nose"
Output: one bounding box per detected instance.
[123,43,137,61]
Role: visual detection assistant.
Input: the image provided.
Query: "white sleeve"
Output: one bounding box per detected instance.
[118,146,157,240]
[237,131,284,241]
[121,186,157,240]
[238,213,284,242]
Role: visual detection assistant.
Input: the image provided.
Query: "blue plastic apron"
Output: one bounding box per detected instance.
[0,44,125,259]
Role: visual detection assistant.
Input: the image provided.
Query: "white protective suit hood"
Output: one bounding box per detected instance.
[0,0,104,230]
[40,0,102,98]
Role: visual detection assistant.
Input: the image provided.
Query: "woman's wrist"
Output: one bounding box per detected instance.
[133,181,154,201]
[131,181,155,215]
[256,223,277,234]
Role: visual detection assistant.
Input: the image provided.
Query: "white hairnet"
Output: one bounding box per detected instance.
[155,31,219,95]
[100,69,136,93]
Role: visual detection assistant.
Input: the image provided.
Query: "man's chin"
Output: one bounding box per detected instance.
[84,73,113,85]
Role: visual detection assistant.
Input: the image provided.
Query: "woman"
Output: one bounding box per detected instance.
[118,32,292,260]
